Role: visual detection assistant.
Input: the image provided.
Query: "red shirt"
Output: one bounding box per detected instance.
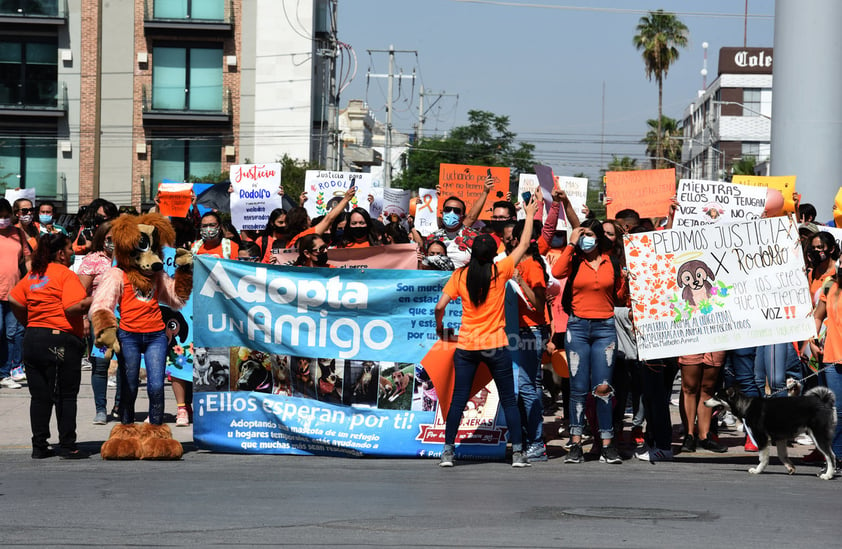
[10,263,87,337]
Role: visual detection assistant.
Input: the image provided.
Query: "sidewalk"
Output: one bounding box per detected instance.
[0,370,194,454]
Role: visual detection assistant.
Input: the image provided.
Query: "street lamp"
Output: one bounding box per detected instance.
[711,100,771,120]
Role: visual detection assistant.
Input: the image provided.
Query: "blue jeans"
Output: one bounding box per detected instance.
[516,325,548,446]
[820,364,842,459]
[565,315,617,439]
[446,347,523,450]
[117,329,168,425]
[728,346,759,397]
[754,343,802,397]
[0,300,24,379]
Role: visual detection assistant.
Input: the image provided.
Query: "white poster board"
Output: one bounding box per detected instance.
[382,189,411,219]
[229,163,284,231]
[304,170,371,219]
[624,216,814,360]
[4,188,36,205]
[673,179,767,228]
[517,174,587,229]
[414,188,438,236]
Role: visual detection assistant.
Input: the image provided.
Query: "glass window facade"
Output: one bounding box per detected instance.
[0,137,57,197]
[0,39,58,107]
[151,137,221,195]
[152,45,223,111]
[153,0,224,21]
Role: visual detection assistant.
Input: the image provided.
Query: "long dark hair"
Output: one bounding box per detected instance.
[285,207,310,238]
[259,208,287,248]
[294,233,321,266]
[461,234,498,306]
[512,221,548,285]
[561,219,621,315]
[340,207,379,247]
[31,233,69,276]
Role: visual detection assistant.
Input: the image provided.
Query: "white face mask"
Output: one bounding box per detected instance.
[19,214,33,224]
[0,218,10,229]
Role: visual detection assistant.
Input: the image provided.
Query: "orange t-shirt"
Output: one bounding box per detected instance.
[551,246,624,320]
[810,263,835,304]
[119,271,164,333]
[10,263,87,337]
[516,257,548,327]
[821,284,842,363]
[195,239,239,259]
[444,255,515,351]
[287,227,316,249]
[340,241,371,249]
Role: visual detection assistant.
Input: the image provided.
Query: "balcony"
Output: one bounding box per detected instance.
[0,0,66,25]
[143,0,234,34]
[141,83,232,125]
[0,81,67,118]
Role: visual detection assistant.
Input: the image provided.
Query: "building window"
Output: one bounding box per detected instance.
[0,137,57,197]
[153,0,224,21]
[0,39,58,107]
[151,138,222,195]
[0,0,59,17]
[742,88,771,118]
[152,46,223,111]
[741,142,770,163]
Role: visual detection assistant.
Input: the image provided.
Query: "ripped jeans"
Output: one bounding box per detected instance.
[565,315,617,440]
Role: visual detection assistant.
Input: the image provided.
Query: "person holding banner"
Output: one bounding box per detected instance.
[336,207,379,248]
[434,194,540,468]
[293,234,331,268]
[553,219,626,464]
[255,208,289,263]
[286,187,356,250]
[191,212,239,260]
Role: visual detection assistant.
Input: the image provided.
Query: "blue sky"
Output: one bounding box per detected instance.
[337,0,775,180]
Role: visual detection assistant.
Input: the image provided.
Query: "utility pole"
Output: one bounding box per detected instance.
[367,45,415,188]
[324,0,340,170]
[417,87,458,140]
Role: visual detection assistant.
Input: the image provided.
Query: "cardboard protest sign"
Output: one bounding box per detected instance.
[673,179,767,228]
[438,164,509,221]
[733,175,797,214]
[557,175,589,223]
[534,164,556,214]
[4,187,35,205]
[157,183,193,218]
[414,188,438,236]
[382,188,411,219]
[229,163,284,231]
[304,170,371,219]
[606,168,675,219]
[623,216,814,361]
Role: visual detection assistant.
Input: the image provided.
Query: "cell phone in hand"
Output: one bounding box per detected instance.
[521,191,532,204]
[598,191,605,203]
[349,176,356,189]
[487,168,492,178]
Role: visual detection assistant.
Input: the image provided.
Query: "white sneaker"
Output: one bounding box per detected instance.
[107,376,117,388]
[10,367,26,382]
[634,446,674,462]
[0,377,22,389]
[80,358,92,371]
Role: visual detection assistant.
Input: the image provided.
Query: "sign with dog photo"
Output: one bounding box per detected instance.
[303,170,372,219]
[673,179,767,228]
[624,216,815,360]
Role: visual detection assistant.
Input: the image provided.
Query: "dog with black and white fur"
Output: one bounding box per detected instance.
[704,385,837,480]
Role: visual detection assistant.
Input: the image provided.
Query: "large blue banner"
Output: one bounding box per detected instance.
[193,257,458,362]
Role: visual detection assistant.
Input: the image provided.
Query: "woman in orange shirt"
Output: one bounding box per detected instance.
[434,196,540,468]
[336,207,379,248]
[293,234,331,268]
[552,219,626,465]
[9,233,92,459]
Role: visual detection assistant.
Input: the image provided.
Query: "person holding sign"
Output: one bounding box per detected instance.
[552,219,626,464]
[286,187,356,250]
[434,195,541,468]
[335,207,379,248]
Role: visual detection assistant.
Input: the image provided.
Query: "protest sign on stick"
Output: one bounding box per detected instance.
[415,188,438,236]
[157,183,193,218]
[623,216,814,361]
[304,170,371,219]
[673,179,767,227]
[230,163,284,231]
[438,164,509,221]
[732,175,797,214]
[382,188,411,219]
[4,187,35,205]
[606,168,675,219]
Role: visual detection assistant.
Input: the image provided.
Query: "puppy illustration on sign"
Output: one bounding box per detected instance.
[668,252,733,321]
[677,259,715,307]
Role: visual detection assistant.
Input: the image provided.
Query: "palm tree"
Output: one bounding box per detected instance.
[642,116,682,169]
[729,156,757,180]
[633,10,689,169]
[607,155,639,172]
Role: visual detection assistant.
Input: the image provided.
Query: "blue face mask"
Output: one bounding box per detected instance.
[442,211,461,228]
[39,214,53,225]
[578,235,597,252]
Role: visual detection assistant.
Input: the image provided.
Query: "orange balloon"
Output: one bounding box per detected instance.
[764,188,784,217]
[551,350,569,378]
[409,198,417,217]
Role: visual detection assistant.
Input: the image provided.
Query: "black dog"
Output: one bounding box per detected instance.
[236,359,272,393]
[705,386,837,480]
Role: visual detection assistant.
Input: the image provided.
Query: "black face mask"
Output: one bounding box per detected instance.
[333,228,344,242]
[314,251,329,265]
[489,220,509,235]
[808,249,827,266]
[348,226,368,241]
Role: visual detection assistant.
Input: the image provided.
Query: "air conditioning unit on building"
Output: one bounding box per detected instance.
[224,145,236,158]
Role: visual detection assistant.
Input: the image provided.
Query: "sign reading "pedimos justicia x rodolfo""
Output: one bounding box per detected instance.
[624,216,814,361]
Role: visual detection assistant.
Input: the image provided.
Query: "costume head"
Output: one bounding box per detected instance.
[110,213,175,292]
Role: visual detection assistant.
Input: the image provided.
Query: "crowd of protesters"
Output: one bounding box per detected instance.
[0,178,840,471]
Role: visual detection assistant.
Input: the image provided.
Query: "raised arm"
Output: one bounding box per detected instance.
[463,176,494,227]
[314,186,357,235]
[508,193,540,265]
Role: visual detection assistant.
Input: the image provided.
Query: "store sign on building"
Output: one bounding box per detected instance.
[718,47,773,75]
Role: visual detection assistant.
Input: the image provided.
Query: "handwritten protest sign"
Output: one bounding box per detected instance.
[4,187,35,204]
[304,170,370,219]
[623,216,814,360]
[271,243,419,270]
[438,164,509,221]
[229,163,284,231]
[673,179,767,228]
[415,188,438,236]
[367,188,383,219]
[382,188,411,219]
[157,183,193,217]
[606,168,675,219]
[733,175,797,214]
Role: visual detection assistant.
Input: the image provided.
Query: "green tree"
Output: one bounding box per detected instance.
[394,110,535,191]
[606,155,639,172]
[729,156,757,180]
[633,9,689,169]
[641,115,682,169]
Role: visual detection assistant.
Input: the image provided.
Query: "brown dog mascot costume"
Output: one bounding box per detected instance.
[90,213,193,459]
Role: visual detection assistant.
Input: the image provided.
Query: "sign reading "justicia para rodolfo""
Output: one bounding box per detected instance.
[192,257,460,362]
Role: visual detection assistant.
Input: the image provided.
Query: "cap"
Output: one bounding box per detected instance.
[798,222,819,234]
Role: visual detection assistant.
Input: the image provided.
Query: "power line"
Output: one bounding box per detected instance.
[452,1,774,19]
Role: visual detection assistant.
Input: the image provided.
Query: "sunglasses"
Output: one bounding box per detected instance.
[310,246,328,253]
[16,208,34,215]
[442,206,463,215]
